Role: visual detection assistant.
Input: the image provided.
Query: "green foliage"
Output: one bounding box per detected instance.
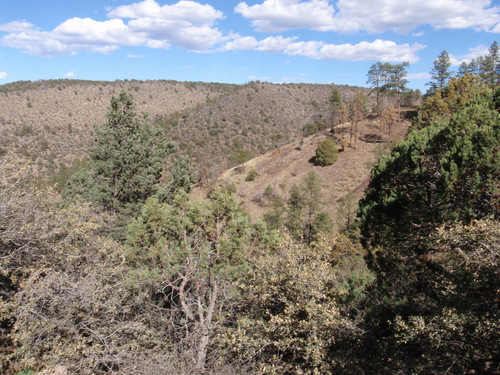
[363,219,500,374]
[155,155,198,204]
[329,89,347,130]
[302,121,326,137]
[315,138,338,166]
[228,148,254,167]
[66,90,174,215]
[262,195,286,230]
[220,234,374,374]
[0,161,174,373]
[127,187,278,371]
[414,73,485,129]
[428,50,452,93]
[245,168,258,181]
[359,88,500,248]
[47,159,87,192]
[283,172,332,244]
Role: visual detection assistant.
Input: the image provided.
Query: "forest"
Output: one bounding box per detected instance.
[0,44,499,374]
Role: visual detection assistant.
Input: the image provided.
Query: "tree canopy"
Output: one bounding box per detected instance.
[359,86,500,248]
[67,90,174,215]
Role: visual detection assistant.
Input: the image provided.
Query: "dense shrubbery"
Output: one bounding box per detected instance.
[357,85,500,373]
[359,85,499,248]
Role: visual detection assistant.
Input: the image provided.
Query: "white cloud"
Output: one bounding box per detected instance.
[220,35,258,51]
[450,44,490,65]
[0,0,226,56]
[0,72,7,79]
[235,0,336,32]
[65,71,76,77]
[127,54,143,58]
[318,39,425,62]
[236,0,500,34]
[336,0,500,33]
[247,75,271,81]
[222,36,425,63]
[109,0,224,24]
[0,20,34,32]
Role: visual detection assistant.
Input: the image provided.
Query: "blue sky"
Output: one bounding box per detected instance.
[1,0,499,91]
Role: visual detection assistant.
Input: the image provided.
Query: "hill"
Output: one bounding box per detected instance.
[0,79,371,182]
[192,114,412,229]
[0,79,232,177]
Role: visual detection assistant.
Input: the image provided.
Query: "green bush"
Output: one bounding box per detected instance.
[245,169,258,181]
[315,138,338,166]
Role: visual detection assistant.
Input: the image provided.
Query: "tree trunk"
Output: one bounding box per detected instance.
[194,280,219,373]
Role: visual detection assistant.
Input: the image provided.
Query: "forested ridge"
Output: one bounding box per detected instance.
[0,47,499,374]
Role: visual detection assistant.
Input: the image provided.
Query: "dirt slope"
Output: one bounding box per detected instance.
[192,115,411,230]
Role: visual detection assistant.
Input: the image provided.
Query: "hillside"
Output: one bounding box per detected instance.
[193,114,411,229]
[0,79,232,177]
[0,79,371,181]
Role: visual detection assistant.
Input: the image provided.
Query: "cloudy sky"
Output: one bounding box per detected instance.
[0,0,499,91]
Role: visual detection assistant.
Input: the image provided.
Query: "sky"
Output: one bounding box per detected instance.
[0,0,499,91]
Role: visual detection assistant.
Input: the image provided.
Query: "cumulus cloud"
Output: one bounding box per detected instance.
[449,44,491,65]
[336,0,500,33]
[236,0,500,34]
[235,0,336,32]
[65,71,76,78]
[0,72,7,79]
[222,36,425,63]
[0,0,226,56]
[108,0,224,24]
[0,20,34,32]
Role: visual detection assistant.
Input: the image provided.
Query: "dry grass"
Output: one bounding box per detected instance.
[192,115,411,229]
[0,79,372,181]
[0,80,230,177]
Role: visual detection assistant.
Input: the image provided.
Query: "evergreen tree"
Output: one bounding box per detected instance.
[367,62,385,113]
[359,87,500,248]
[262,195,286,230]
[68,90,174,215]
[479,41,500,85]
[127,187,277,372]
[457,61,471,77]
[315,138,338,166]
[156,155,198,204]
[329,88,346,132]
[286,185,306,238]
[428,50,452,94]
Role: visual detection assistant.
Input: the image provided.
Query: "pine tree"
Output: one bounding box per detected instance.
[359,87,500,248]
[315,138,338,166]
[348,92,367,149]
[428,50,452,93]
[156,155,198,204]
[127,187,277,372]
[367,62,385,113]
[329,89,346,132]
[68,90,174,215]
[479,41,500,85]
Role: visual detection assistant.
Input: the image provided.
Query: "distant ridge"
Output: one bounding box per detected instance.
[0,79,371,181]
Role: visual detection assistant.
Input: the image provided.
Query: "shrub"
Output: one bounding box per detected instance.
[315,138,338,166]
[245,169,258,181]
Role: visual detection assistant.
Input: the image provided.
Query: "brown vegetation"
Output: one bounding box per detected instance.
[194,114,411,229]
[0,79,371,182]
